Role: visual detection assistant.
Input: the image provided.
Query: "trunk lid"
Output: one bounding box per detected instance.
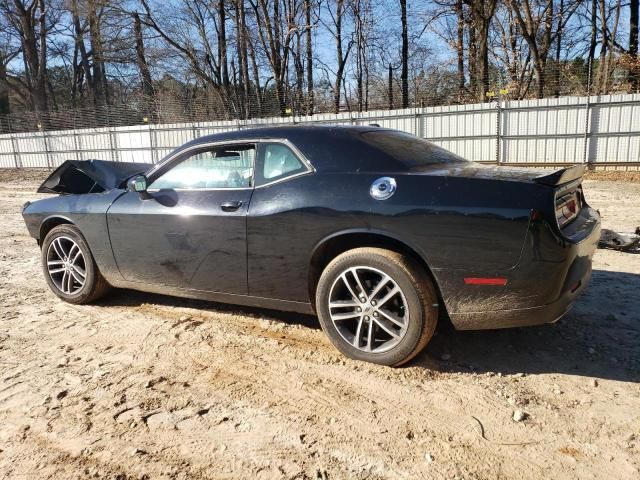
[38,160,149,194]
[419,162,585,185]
[532,165,585,186]
[421,162,588,231]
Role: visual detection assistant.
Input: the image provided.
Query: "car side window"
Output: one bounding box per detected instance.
[256,143,307,186]
[149,144,255,190]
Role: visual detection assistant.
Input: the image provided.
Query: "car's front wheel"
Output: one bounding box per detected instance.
[316,247,438,366]
[41,224,111,304]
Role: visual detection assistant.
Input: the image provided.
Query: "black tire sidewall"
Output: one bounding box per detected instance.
[41,225,99,304]
[316,249,433,366]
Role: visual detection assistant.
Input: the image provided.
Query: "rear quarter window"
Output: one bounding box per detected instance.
[360,130,467,169]
[255,143,308,186]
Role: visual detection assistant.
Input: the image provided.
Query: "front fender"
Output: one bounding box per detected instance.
[22,191,127,284]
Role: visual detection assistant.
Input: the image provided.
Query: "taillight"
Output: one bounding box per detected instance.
[556,190,581,228]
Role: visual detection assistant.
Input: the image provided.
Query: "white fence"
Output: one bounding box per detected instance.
[1,93,639,169]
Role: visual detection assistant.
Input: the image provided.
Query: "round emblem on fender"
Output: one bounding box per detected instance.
[369,177,397,200]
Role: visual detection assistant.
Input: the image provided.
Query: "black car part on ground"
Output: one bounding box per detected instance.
[38,160,149,194]
[598,227,640,252]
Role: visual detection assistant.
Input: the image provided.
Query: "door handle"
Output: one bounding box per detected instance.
[220,200,243,212]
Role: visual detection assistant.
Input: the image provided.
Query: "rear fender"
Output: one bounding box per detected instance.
[308,227,448,311]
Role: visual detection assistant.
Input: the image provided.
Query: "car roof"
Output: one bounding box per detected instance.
[194,124,382,142]
[169,124,402,173]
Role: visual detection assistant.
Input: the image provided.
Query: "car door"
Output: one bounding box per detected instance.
[107,142,255,294]
[247,141,316,301]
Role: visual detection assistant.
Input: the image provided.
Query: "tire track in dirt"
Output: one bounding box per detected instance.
[120,306,543,478]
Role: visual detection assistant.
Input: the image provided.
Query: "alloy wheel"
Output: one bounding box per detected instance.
[46,236,86,295]
[328,266,409,353]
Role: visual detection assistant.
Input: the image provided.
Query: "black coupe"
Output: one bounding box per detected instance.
[22,126,601,366]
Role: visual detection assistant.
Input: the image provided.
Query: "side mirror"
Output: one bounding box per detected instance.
[128,175,148,193]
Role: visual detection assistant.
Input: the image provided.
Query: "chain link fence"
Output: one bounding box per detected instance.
[1,92,639,169]
[2,59,639,133]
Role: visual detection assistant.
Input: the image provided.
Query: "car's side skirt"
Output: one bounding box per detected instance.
[108,279,315,315]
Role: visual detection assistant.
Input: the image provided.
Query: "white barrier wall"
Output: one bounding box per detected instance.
[1,93,639,168]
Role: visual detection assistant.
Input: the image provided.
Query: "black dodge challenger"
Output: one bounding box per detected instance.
[22,126,601,366]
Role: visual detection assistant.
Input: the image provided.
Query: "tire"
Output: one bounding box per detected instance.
[41,224,111,304]
[316,247,438,367]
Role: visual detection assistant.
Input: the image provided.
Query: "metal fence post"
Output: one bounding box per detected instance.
[583,57,593,168]
[42,129,53,170]
[106,106,119,162]
[110,128,120,162]
[73,129,82,161]
[496,99,502,165]
[149,124,156,164]
[10,134,21,169]
[8,118,22,168]
[583,96,592,167]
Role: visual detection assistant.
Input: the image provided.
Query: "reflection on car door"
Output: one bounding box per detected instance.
[107,143,255,294]
[247,142,314,301]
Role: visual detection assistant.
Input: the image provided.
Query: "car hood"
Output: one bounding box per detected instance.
[413,162,584,186]
[38,159,150,194]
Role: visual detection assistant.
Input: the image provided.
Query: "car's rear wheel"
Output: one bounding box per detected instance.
[316,247,438,366]
[41,224,110,304]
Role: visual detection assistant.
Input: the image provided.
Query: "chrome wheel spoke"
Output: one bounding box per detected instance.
[69,268,84,284]
[61,271,69,294]
[376,286,400,308]
[52,238,66,260]
[368,275,391,301]
[377,308,405,328]
[67,244,78,261]
[66,272,72,293]
[365,320,374,351]
[353,317,364,348]
[66,270,74,294]
[373,317,400,338]
[350,268,367,299]
[331,311,361,321]
[71,249,82,264]
[340,273,360,303]
[329,300,359,308]
[71,264,86,278]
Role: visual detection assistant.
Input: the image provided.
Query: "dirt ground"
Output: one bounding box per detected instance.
[0,170,638,480]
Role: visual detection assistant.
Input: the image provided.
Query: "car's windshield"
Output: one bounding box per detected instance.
[360,130,468,168]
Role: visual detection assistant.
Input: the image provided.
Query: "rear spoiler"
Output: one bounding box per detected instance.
[533,165,585,187]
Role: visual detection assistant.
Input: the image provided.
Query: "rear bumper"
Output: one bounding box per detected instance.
[449,264,591,329]
[448,207,601,330]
